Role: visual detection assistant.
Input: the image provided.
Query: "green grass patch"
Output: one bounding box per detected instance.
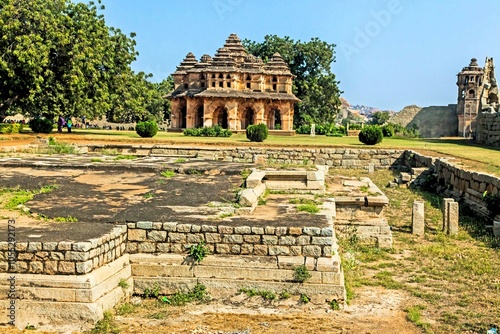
[239,288,277,301]
[91,158,103,163]
[53,215,78,222]
[296,203,320,214]
[160,170,175,178]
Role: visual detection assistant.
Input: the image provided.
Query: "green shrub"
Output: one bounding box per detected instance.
[246,123,268,142]
[183,125,232,137]
[482,192,500,218]
[294,265,312,282]
[0,123,23,134]
[29,118,54,133]
[188,241,209,263]
[358,125,383,145]
[381,124,394,137]
[136,120,158,138]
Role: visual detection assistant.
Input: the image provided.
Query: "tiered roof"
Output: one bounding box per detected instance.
[173,33,293,76]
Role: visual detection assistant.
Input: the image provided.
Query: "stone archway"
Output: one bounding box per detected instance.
[266,108,282,130]
[195,105,204,128]
[241,107,255,129]
[213,106,229,129]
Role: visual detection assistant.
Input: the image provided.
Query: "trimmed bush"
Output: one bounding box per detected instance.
[246,123,268,142]
[0,123,23,134]
[358,125,383,145]
[136,120,158,138]
[183,125,232,137]
[29,118,54,133]
[381,124,395,137]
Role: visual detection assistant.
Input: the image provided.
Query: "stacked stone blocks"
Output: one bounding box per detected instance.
[126,221,334,258]
[0,225,127,275]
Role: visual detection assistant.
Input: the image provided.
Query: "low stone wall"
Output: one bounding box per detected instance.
[126,221,334,258]
[404,151,500,218]
[86,145,405,169]
[476,112,500,147]
[0,225,127,275]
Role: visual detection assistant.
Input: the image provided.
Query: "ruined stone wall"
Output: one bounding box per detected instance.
[404,151,500,217]
[90,146,405,169]
[0,225,127,275]
[476,112,500,147]
[126,221,334,258]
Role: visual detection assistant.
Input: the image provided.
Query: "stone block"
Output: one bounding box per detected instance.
[279,236,296,246]
[307,171,324,181]
[448,201,459,236]
[253,245,268,256]
[128,229,147,242]
[312,237,333,246]
[168,233,186,243]
[239,189,258,207]
[234,226,251,234]
[322,272,342,284]
[262,235,278,245]
[275,227,288,236]
[201,225,218,233]
[442,198,454,233]
[162,222,177,232]
[290,246,302,256]
[73,242,92,252]
[303,245,322,257]
[148,231,167,242]
[218,226,234,234]
[268,246,290,256]
[243,235,261,244]
[186,234,204,244]
[368,163,375,174]
[246,170,266,188]
[44,261,58,275]
[230,245,241,254]
[65,251,89,262]
[176,224,192,233]
[215,244,230,254]
[136,221,153,229]
[76,260,93,274]
[296,236,311,246]
[42,242,57,251]
[58,261,75,274]
[412,201,425,236]
[138,242,156,253]
[222,235,243,244]
[27,242,42,252]
[289,227,302,235]
[251,227,265,235]
[240,244,254,255]
[264,226,275,234]
[29,261,43,274]
[205,233,222,244]
[152,222,163,230]
[303,227,321,236]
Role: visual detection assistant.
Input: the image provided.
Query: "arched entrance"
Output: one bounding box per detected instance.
[241,107,254,129]
[213,106,229,129]
[180,105,187,128]
[195,105,204,128]
[267,108,281,130]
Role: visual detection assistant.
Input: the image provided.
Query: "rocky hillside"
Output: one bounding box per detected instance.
[390,105,458,138]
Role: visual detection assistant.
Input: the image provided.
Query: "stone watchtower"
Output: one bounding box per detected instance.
[456,58,484,137]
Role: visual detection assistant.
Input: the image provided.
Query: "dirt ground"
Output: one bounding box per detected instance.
[0,137,421,334]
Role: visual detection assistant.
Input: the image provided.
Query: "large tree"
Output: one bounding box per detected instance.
[243,35,342,126]
[0,0,139,121]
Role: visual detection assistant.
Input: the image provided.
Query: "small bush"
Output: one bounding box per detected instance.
[294,265,312,283]
[381,124,394,137]
[183,125,232,137]
[188,241,209,263]
[0,123,23,134]
[358,125,383,145]
[136,120,158,138]
[29,118,54,133]
[482,192,500,217]
[246,123,268,142]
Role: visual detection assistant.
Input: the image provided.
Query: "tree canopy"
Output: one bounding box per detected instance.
[0,0,167,122]
[369,111,391,125]
[243,35,343,127]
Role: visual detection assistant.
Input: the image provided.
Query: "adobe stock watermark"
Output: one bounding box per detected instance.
[213,0,244,20]
[340,0,404,62]
[7,219,16,326]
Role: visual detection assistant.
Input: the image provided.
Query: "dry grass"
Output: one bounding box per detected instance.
[337,168,500,333]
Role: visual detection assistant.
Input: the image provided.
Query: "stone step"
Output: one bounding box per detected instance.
[134,277,346,303]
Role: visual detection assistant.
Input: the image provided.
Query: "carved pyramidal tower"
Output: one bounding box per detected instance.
[456,58,484,137]
[168,34,299,132]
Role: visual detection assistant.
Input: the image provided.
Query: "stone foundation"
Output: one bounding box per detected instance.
[131,254,345,303]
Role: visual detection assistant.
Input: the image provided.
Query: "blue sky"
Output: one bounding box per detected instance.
[101,0,500,112]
